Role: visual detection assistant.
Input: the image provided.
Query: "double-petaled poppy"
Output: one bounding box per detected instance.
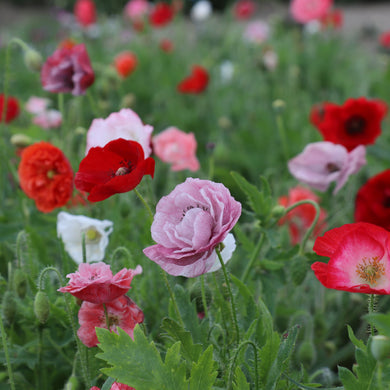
[177,65,209,94]
[0,94,20,123]
[74,0,97,27]
[75,138,155,202]
[149,2,174,27]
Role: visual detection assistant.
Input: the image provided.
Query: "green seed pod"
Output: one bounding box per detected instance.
[371,335,390,361]
[34,291,50,324]
[190,280,212,313]
[291,255,310,286]
[24,48,43,72]
[271,205,286,219]
[297,340,317,366]
[13,269,28,299]
[2,290,17,325]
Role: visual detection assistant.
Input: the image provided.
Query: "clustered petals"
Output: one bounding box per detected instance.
[74,0,97,27]
[290,0,333,24]
[0,94,20,123]
[177,65,209,94]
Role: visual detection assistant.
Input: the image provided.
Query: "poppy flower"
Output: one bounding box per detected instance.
[149,2,174,28]
[290,0,333,24]
[379,31,390,50]
[58,262,142,304]
[114,51,138,78]
[124,0,150,22]
[0,94,20,123]
[312,222,390,294]
[190,0,212,22]
[177,65,209,94]
[74,0,97,27]
[309,101,336,128]
[314,97,388,151]
[278,186,327,245]
[355,169,390,231]
[233,0,256,20]
[319,9,343,29]
[75,138,155,202]
[77,295,144,348]
[41,43,95,96]
[159,38,174,52]
[90,383,135,390]
[18,142,73,213]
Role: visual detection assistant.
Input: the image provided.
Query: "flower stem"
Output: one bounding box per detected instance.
[82,233,87,263]
[200,274,209,319]
[216,247,240,345]
[103,303,110,330]
[368,294,378,336]
[161,270,184,328]
[0,312,16,390]
[241,233,265,283]
[134,187,154,223]
[284,199,321,254]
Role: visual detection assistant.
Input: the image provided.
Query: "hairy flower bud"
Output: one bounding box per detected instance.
[297,340,316,366]
[24,47,43,72]
[2,290,17,325]
[63,373,79,390]
[371,335,390,361]
[190,280,212,313]
[34,291,50,324]
[13,269,28,299]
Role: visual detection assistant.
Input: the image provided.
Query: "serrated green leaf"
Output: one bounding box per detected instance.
[233,366,250,390]
[338,366,358,389]
[347,325,366,350]
[96,326,188,390]
[189,345,217,390]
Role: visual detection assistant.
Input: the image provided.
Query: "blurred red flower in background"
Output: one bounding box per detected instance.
[379,31,390,49]
[74,0,97,27]
[0,94,19,123]
[159,38,174,52]
[313,97,388,151]
[114,51,138,78]
[149,2,174,27]
[233,0,256,20]
[75,138,155,202]
[355,169,390,231]
[177,65,209,94]
[41,43,95,96]
[18,141,73,213]
[319,9,343,29]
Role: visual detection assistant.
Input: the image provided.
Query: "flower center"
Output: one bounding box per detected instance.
[345,115,366,135]
[108,314,120,327]
[181,203,209,220]
[115,167,130,176]
[356,257,385,286]
[326,163,340,173]
[47,170,56,179]
[84,227,101,243]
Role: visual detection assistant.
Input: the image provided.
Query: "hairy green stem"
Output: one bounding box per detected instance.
[200,274,209,319]
[134,188,154,223]
[241,233,265,283]
[0,312,16,390]
[274,112,289,163]
[162,271,184,327]
[368,294,378,336]
[216,247,240,345]
[110,246,133,268]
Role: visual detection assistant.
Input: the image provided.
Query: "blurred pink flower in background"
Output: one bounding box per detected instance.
[25,96,50,114]
[153,127,200,171]
[262,49,278,71]
[380,31,390,49]
[85,108,153,157]
[233,0,256,20]
[78,295,144,347]
[74,0,97,27]
[288,142,366,194]
[124,0,150,21]
[33,109,62,129]
[243,20,269,44]
[143,178,241,277]
[290,0,333,24]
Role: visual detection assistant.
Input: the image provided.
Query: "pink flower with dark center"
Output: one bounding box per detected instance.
[288,142,366,194]
[78,295,144,347]
[143,178,241,277]
[153,127,200,171]
[58,262,142,304]
[41,43,95,96]
[290,0,333,24]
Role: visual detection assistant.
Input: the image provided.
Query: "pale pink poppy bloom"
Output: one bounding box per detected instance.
[85,108,153,157]
[33,109,62,129]
[288,142,366,194]
[243,20,269,44]
[58,262,142,304]
[143,178,241,277]
[77,295,144,347]
[124,0,150,21]
[153,127,200,172]
[25,96,50,114]
[290,0,333,24]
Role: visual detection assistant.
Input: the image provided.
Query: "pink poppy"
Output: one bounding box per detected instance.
[233,0,256,20]
[90,383,135,390]
[243,20,269,44]
[58,262,142,304]
[124,0,150,21]
[143,178,241,277]
[288,142,366,194]
[78,295,144,347]
[25,96,50,114]
[85,108,153,157]
[312,222,390,294]
[290,0,333,24]
[33,109,62,129]
[152,127,200,171]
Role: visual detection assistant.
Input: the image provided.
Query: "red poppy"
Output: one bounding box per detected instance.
[319,9,343,29]
[233,0,256,20]
[380,31,390,49]
[278,186,327,245]
[0,94,19,123]
[177,65,209,94]
[74,0,97,27]
[75,138,155,202]
[309,101,336,128]
[355,169,390,231]
[114,51,138,78]
[314,97,388,151]
[312,222,390,294]
[149,2,174,27]
[159,38,174,53]
[18,142,74,213]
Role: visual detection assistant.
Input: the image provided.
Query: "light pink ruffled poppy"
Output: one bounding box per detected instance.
[288,141,366,194]
[33,109,62,129]
[290,0,333,24]
[124,0,150,21]
[25,96,50,114]
[153,127,200,172]
[243,20,269,44]
[58,262,142,304]
[143,178,241,277]
[85,108,153,157]
[78,295,144,347]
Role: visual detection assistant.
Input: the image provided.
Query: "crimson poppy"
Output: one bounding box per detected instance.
[149,2,174,27]
[314,97,388,151]
[114,51,138,78]
[177,65,209,94]
[355,169,390,231]
[75,138,155,202]
[74,0,97,27]
[0,94,20,123]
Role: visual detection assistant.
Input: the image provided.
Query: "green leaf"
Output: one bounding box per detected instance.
[101,377,116,390]
[233,366,250,390]
[365,313,390,338]
[347,325,366,350]
[338,366,358,389]
[189,345,217,390]
[96,326,188,390]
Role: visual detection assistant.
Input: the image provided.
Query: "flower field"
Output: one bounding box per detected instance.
[2,0,390,389]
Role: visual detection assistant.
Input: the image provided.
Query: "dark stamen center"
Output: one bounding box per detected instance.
[345,115,366,135]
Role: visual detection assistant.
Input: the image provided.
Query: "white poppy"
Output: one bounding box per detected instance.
[190,0,212,22]
[57,211,113,264]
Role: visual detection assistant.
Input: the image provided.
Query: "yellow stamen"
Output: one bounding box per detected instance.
[356,257,385,286]
[85,228,101,243]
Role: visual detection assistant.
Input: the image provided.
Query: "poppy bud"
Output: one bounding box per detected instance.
[13,269,28,299]
[272,99,286,114]
[2,290,17,325]
[291,255,310,286]
[34,291,50,324]
[297,340,317,366]
[10,134,32,149]
[63,373,79,390]
[271,204,286,219]
[24,47,43,72]
[371,335,390,361]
